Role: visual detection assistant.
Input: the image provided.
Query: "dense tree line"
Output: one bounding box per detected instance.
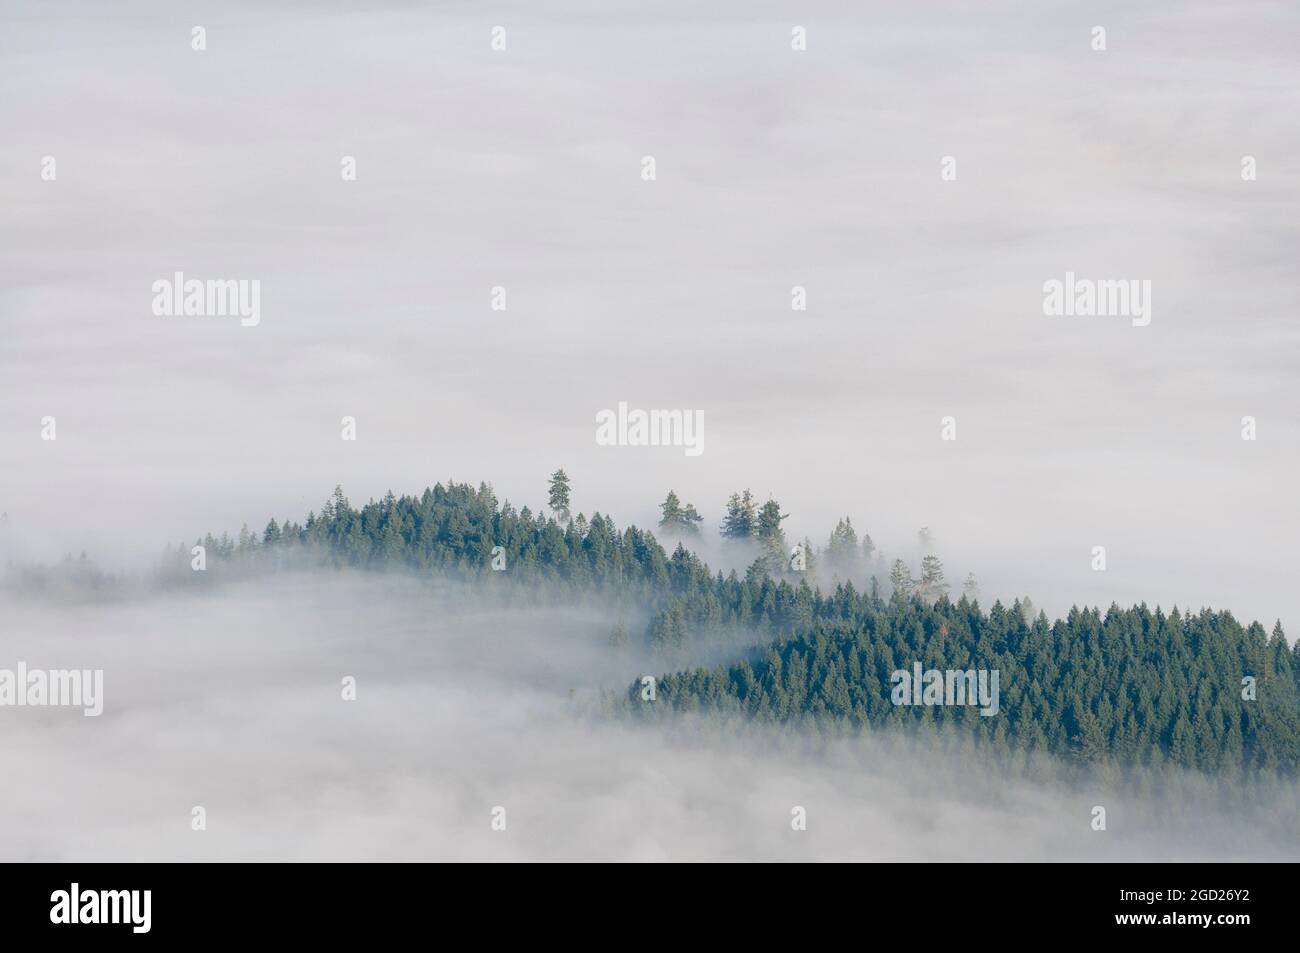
[161,479,1300,778]
[624,599,1300,780]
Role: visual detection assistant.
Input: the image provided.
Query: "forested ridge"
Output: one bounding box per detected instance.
[158,478,1300,778]
[627,600,1300,779]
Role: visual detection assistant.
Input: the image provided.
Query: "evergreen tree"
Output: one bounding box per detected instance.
[890,559,915,598]
[756,498,787,550]
[659,490,703,537]
[827,517,862,577]
[681,503,703,535]
[659,490,683,528]
[548,469,572,524]
[919,554,948,601]
[754,498,788,575]
[828,517,857,554]
[721,490,758,540]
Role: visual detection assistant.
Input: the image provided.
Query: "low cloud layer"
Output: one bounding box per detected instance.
[1,0,1297,633]
[1,574,1293,861]
[2,0,1297,859]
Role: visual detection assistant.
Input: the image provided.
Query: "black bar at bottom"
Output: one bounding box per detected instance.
[1,861,1284,941]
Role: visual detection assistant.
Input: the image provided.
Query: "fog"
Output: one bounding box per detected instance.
[1,0,1298,860]
[2,0,1299,633]
[1,573,1294,862]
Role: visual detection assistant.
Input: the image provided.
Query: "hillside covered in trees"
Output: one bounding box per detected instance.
[157,477,1300,781]
[627,600,1300,778]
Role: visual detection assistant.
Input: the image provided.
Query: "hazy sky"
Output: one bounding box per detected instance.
[2,1,1297,629]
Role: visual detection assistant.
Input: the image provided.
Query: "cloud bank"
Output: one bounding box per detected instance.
[1,574,1293,861]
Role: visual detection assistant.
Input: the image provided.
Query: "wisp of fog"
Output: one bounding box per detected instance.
[1,573,1294,861]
